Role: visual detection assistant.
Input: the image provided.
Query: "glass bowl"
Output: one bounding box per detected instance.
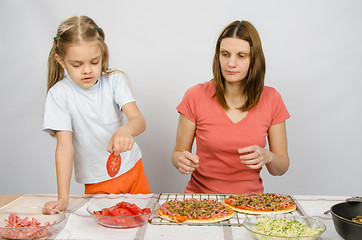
[243,214,326,240]
[87,198,160,228]
[0,207,65,239]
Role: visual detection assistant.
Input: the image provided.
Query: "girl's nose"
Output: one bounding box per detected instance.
[83,64,92,74]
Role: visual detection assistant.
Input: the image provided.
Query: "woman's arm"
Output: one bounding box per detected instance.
[239,121,289,176]
[172,114,199,174]
[107,101,146,155]
[43,130,73,213]
[265,121,289,175]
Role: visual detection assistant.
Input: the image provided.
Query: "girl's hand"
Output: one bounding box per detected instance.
[107,126,134,156]
[178,151,199,175]
[43,199,68,214]
[238,145,272,169]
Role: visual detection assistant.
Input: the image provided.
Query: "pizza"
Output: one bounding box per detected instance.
[224,193,296,214]
[157,198,234,223]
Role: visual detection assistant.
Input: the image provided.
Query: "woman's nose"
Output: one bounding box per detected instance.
[228,56,236,67]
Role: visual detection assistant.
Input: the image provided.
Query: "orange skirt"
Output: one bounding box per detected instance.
[85,159,151,194]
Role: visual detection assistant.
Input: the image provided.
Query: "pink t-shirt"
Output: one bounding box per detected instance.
[176,81,290,194]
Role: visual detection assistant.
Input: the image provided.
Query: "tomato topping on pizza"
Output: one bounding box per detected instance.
[224,193,296,214]
[157,198,234,223]
[106,152,121,177]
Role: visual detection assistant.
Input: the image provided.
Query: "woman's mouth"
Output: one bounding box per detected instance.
[226,70,238,75]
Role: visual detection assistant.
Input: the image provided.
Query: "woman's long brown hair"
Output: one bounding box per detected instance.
[212,20,266,111]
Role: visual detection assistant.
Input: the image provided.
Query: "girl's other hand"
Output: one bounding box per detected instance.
[238,145,272,169]
[107,127,134,156]
[43,199,68,214]
[178,151,199,175]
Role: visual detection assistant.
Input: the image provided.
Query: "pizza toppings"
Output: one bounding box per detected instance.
[352,216,362,223]
[225,193,296,214]
[92,201,152,228]
[0,213,54,239]
[93,201,151,216]
[106,152,121,177]
[158,198,234,223]
[252,217,324,237]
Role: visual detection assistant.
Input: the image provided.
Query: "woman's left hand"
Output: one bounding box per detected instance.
[107,127,134,156]
[238,145,272,169]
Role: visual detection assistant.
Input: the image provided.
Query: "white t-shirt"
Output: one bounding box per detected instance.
[43,71,142,184]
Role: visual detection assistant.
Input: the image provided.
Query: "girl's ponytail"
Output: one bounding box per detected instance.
[47,45,64,91]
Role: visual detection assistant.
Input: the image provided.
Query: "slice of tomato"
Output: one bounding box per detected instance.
[106,152,121,177]
[110,208,133,216]
[141,208,151,214]
[116,202,143,215]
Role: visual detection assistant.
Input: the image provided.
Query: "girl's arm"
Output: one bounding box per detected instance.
[43,131,73,214]
[239,121,289,176]
[107,102,146,155]
[171,114,199,175]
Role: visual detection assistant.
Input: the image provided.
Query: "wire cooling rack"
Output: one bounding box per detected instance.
[150,193,304,227]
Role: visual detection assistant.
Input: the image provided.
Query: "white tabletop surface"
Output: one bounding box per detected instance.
[0,193,348,240]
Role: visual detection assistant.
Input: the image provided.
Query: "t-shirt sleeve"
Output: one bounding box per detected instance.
[270,88,290,125]
[43,87,72,135]
[176,86,198,123]
[113,73,135,109]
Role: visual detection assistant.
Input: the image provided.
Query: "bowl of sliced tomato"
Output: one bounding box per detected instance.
[87,198,159,228]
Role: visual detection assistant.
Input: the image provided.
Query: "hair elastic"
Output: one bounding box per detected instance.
[94,27,99,33]
[53,34,60,46]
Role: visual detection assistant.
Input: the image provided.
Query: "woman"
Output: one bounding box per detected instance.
[172,20,290,194]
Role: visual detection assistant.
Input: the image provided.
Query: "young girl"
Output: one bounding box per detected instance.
[43,16,151,213]
[172,20,290,194]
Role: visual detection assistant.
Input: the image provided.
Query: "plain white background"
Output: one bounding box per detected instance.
[0,0,361,196]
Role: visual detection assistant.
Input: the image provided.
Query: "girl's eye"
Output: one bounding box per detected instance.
[91,62,99,65]
[72,64,80,68]
[221,52,229,57]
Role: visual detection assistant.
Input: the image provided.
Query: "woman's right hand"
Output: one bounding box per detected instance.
[178,151,199,175]
[43,199,68,214]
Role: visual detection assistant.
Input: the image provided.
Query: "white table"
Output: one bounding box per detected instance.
[0,193,346,239]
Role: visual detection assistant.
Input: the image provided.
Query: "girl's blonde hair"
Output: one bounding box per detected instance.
[212,20,266,111]
[47,16,114,91]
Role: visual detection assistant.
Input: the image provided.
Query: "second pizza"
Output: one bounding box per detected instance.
[157,198,234,223]
[224,193,296,214]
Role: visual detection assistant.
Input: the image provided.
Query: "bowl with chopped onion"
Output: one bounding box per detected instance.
[243,214,326,240]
